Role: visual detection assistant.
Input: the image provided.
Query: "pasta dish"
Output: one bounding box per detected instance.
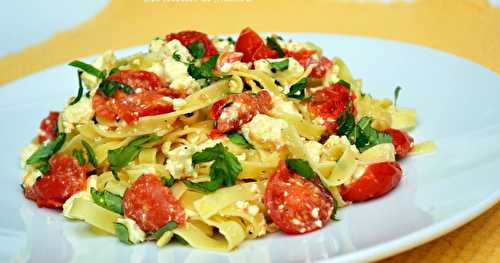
[20,28,434,250]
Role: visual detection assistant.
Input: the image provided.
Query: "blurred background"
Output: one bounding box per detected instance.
[0,1,498,262]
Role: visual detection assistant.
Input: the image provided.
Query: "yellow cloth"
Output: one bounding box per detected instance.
[0,0,498,261]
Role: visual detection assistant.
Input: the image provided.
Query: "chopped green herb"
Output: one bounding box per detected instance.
[81,140,98,167]
[331,198,340,221]
[151,221,177,240]
[108,134,161,176]
[172,51,182,62]
[98,79,134,97]
[285,158,315,179]
[266,37,285,57]
[226,132,254,149]
[26,133,66,173]
[69,71,84,105]
[72,149,86,166]
[69,60,105,79]
[160,176,176,187]
[336,107,393,152]
[187,54,221,84]
[188,41,205,59]
[109,67,120,75]
[185,143,242,192]
[394,86,402,107]
[286,78,308,100]
[114,223,132,245]
[90,188,124,214]
[173,234,189,245]
[337,79,351,89]
[269,58,289,72]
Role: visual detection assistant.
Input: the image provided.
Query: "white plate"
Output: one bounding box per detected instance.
[0,34,499,263]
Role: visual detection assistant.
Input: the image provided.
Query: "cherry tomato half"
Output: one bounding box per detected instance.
[264,161,333,234]
[385,128,414,158]
[165,30,218,58]
[37,111,60,143]
[235,27,278,62]
[340,161,402,202]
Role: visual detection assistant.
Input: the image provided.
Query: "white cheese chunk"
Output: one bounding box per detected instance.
[116,217,146,244]
[165,140,221,179]
[213,38,235,53]
[61,97,94,133]
[169,74,200,95]
[22,168,43,188]
[241,114,288,150]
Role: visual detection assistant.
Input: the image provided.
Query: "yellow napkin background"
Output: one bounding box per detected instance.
[0,0,498,261]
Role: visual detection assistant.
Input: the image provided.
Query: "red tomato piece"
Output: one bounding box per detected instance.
[235,27,278,62]
[384,128,414,158]
[308,83,355,133]
[215,52,243,72]
[264,161,333,234]
[286,49,332,79]
[340,161,402,202]
[93,70,176,124]
[24,154,87,209]
[37,111,60,143]
[123,174,186,232]
[210,90,272,133]
[165,30,218,58]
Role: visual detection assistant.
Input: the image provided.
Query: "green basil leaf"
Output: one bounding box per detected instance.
[26,133,66,171]
[151,221,177,240]
[109,67,120,76]
[114,223,132,245]
[108,135,159,175]
[266,37,285,57]
[90,188,123,214]
[269,58,289,72]
[173,234,189,245]
[187,54,221,83]
[226,132,254,149]
[186,143,242,192]
[99,80,134,97]
[188,41,205,59]
[331,197,340,221]
[72,149,86,166]
[286,78,308,100]
[81,140,98,167]
[69,60,105,79]
[69,71,84,105]
[160,176,176,187]
[285,158,315,179]
[337,79,351,89]
[394,86,402,107]
[172,51,182,62]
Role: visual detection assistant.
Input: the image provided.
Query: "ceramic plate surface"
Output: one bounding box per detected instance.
[0,33,499,263]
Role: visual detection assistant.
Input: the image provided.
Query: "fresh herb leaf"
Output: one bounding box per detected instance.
[90,188,123,214]
[109,67,120,75]
[331,198,340,221]
[173,234,189,245]
[186,143,242,192]
[81,140,98,167]
[69,60,105,79]
[226,37,235,44]
[151,221,177,240]
[98,79,134,97]
[269,58,289,72]
[286,78,308,100]
[266,37,285,57]
[160,176,176,187]
[187,54,220,82]
[172,51,182,62]
[285,158,315,179]
[188,41,205,59]
[69,71,84,105]
[26,133,66,173]
[337,79,351,89]
[226,132,254,149]
[394,86,402,107]
[114,223,132,245]
[72,149,86,166]
[108,135,160,176]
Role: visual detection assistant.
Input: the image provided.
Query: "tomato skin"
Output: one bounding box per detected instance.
[310,56,333,79]
[235,27,278,62]
[308,83,356,133]
[210,90,272,133]
[286,49,332,79]
[37,111,60,143]
[340,161,402,202]
[24,154,87,209]
[385,128,414,158]
[264,161,333,234]
[123,174,186,232]
[215,52,243,72]
[93,70,176,124]
[165,30,218,58]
